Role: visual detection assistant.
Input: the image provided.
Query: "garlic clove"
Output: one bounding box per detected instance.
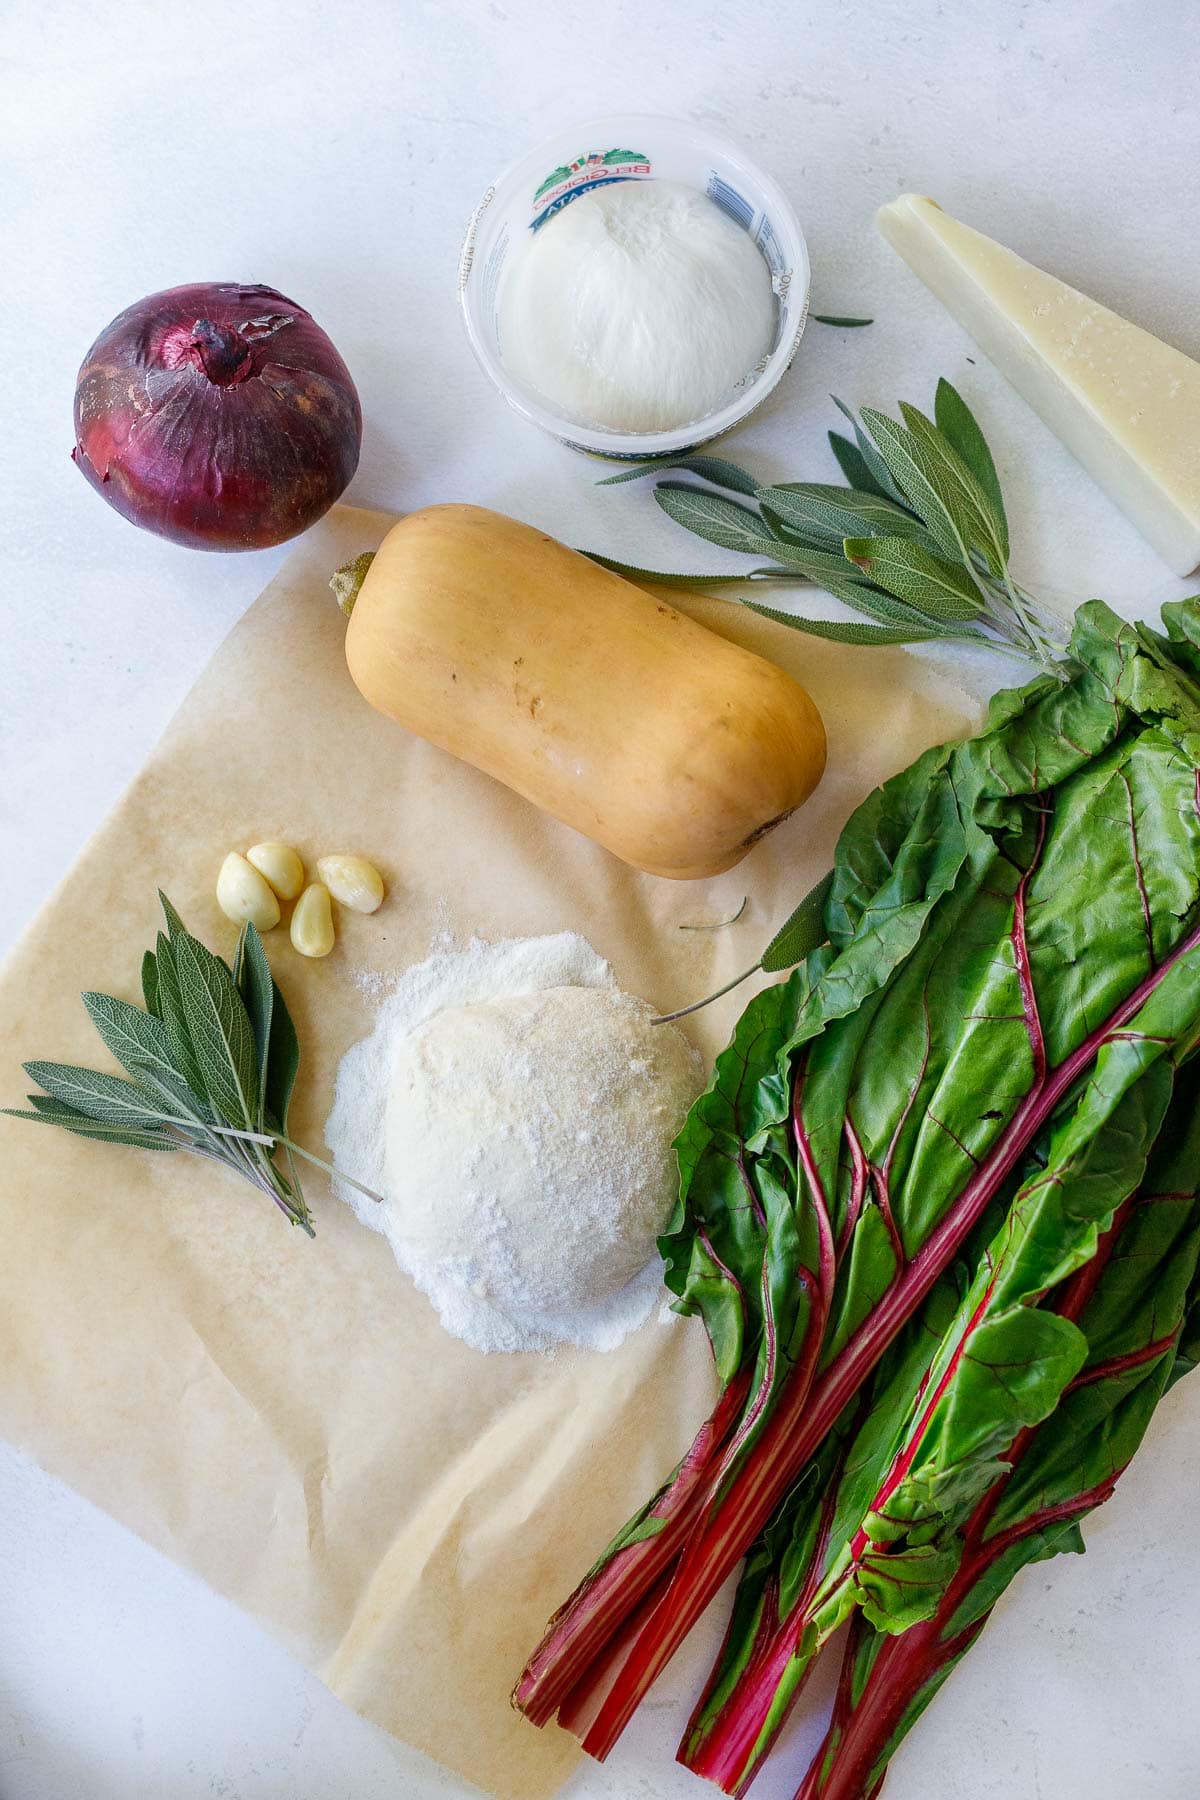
[291,882,336,957]
[217,852,281,931]
[316,854,386,915]
[246,841,305,902]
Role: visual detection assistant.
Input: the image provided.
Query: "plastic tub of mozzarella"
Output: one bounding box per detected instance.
[458,115,811,460]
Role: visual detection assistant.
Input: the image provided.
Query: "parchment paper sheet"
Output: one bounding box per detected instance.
[0,506,972,1800]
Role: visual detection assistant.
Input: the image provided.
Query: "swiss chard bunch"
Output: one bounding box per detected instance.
[514,591,1200,1783]
[588,382,1070,669]
[681,1061,1200,1794]
[795,1080,1200,1800]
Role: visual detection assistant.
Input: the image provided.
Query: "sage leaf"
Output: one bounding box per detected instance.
[597,454,758,495]
[8,898,336,1234]
[81,989,209,1121]
[154,931,209,1105]
[742,542,858,586]
[21,1060,183,1132]
[843,535,985,621]
[754,509,847,558]
[265,974,300,1133]
[141,950,160,1018]
[755,529,849,572]
[2,1099,178,1152]
[759,483,928,542]
[601,385,1068,670]
[934,377,1008,552]
[127,1059,213,1124]
[760,872,834,971]
[899,402,1008,572]
[859,407,966,561]
[831,396,909,506]
[747,559,972,638]
[581,553,771,588]
[741,601,942,645]
[233,921,299,1137]
[828,582,954,633]
[654,485,780,556]
[828,427,897,504]
[157,890,189,942]
[235,925,274,1109]
[82,990,180,1084]
[170,929,260,1131]
[27,1092,181,1150]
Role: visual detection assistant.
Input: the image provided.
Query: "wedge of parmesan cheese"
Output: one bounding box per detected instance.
[877,194,1200,575]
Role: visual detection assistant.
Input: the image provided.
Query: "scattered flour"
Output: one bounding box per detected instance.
[324,933,703,1354]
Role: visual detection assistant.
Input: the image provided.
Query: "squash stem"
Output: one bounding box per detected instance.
[330,550,377,618]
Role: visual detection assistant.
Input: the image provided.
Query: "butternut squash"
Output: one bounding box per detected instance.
[339,505,825,880]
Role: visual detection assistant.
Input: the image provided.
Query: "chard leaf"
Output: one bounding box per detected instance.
[854,1541,961,1632]
[680,1059,1200,1792]
[1161,596,1200,681]
[800,1065,1200,1799]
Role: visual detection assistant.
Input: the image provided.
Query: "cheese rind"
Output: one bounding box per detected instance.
[877,193,1200,576]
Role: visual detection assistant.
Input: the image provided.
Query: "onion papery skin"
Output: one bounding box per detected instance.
[72,282,362,552]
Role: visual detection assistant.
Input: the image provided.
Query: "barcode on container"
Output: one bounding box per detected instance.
[755,215,785,274]
[706,174,755,231]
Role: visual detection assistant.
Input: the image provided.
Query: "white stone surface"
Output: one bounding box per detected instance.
[2,1,1199,1795]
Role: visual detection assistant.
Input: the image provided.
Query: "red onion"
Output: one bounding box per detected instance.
[72,282,362,552]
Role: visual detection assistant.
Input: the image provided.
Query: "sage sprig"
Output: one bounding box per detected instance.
[4,893,383,1233]
[589,380,1071,673]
